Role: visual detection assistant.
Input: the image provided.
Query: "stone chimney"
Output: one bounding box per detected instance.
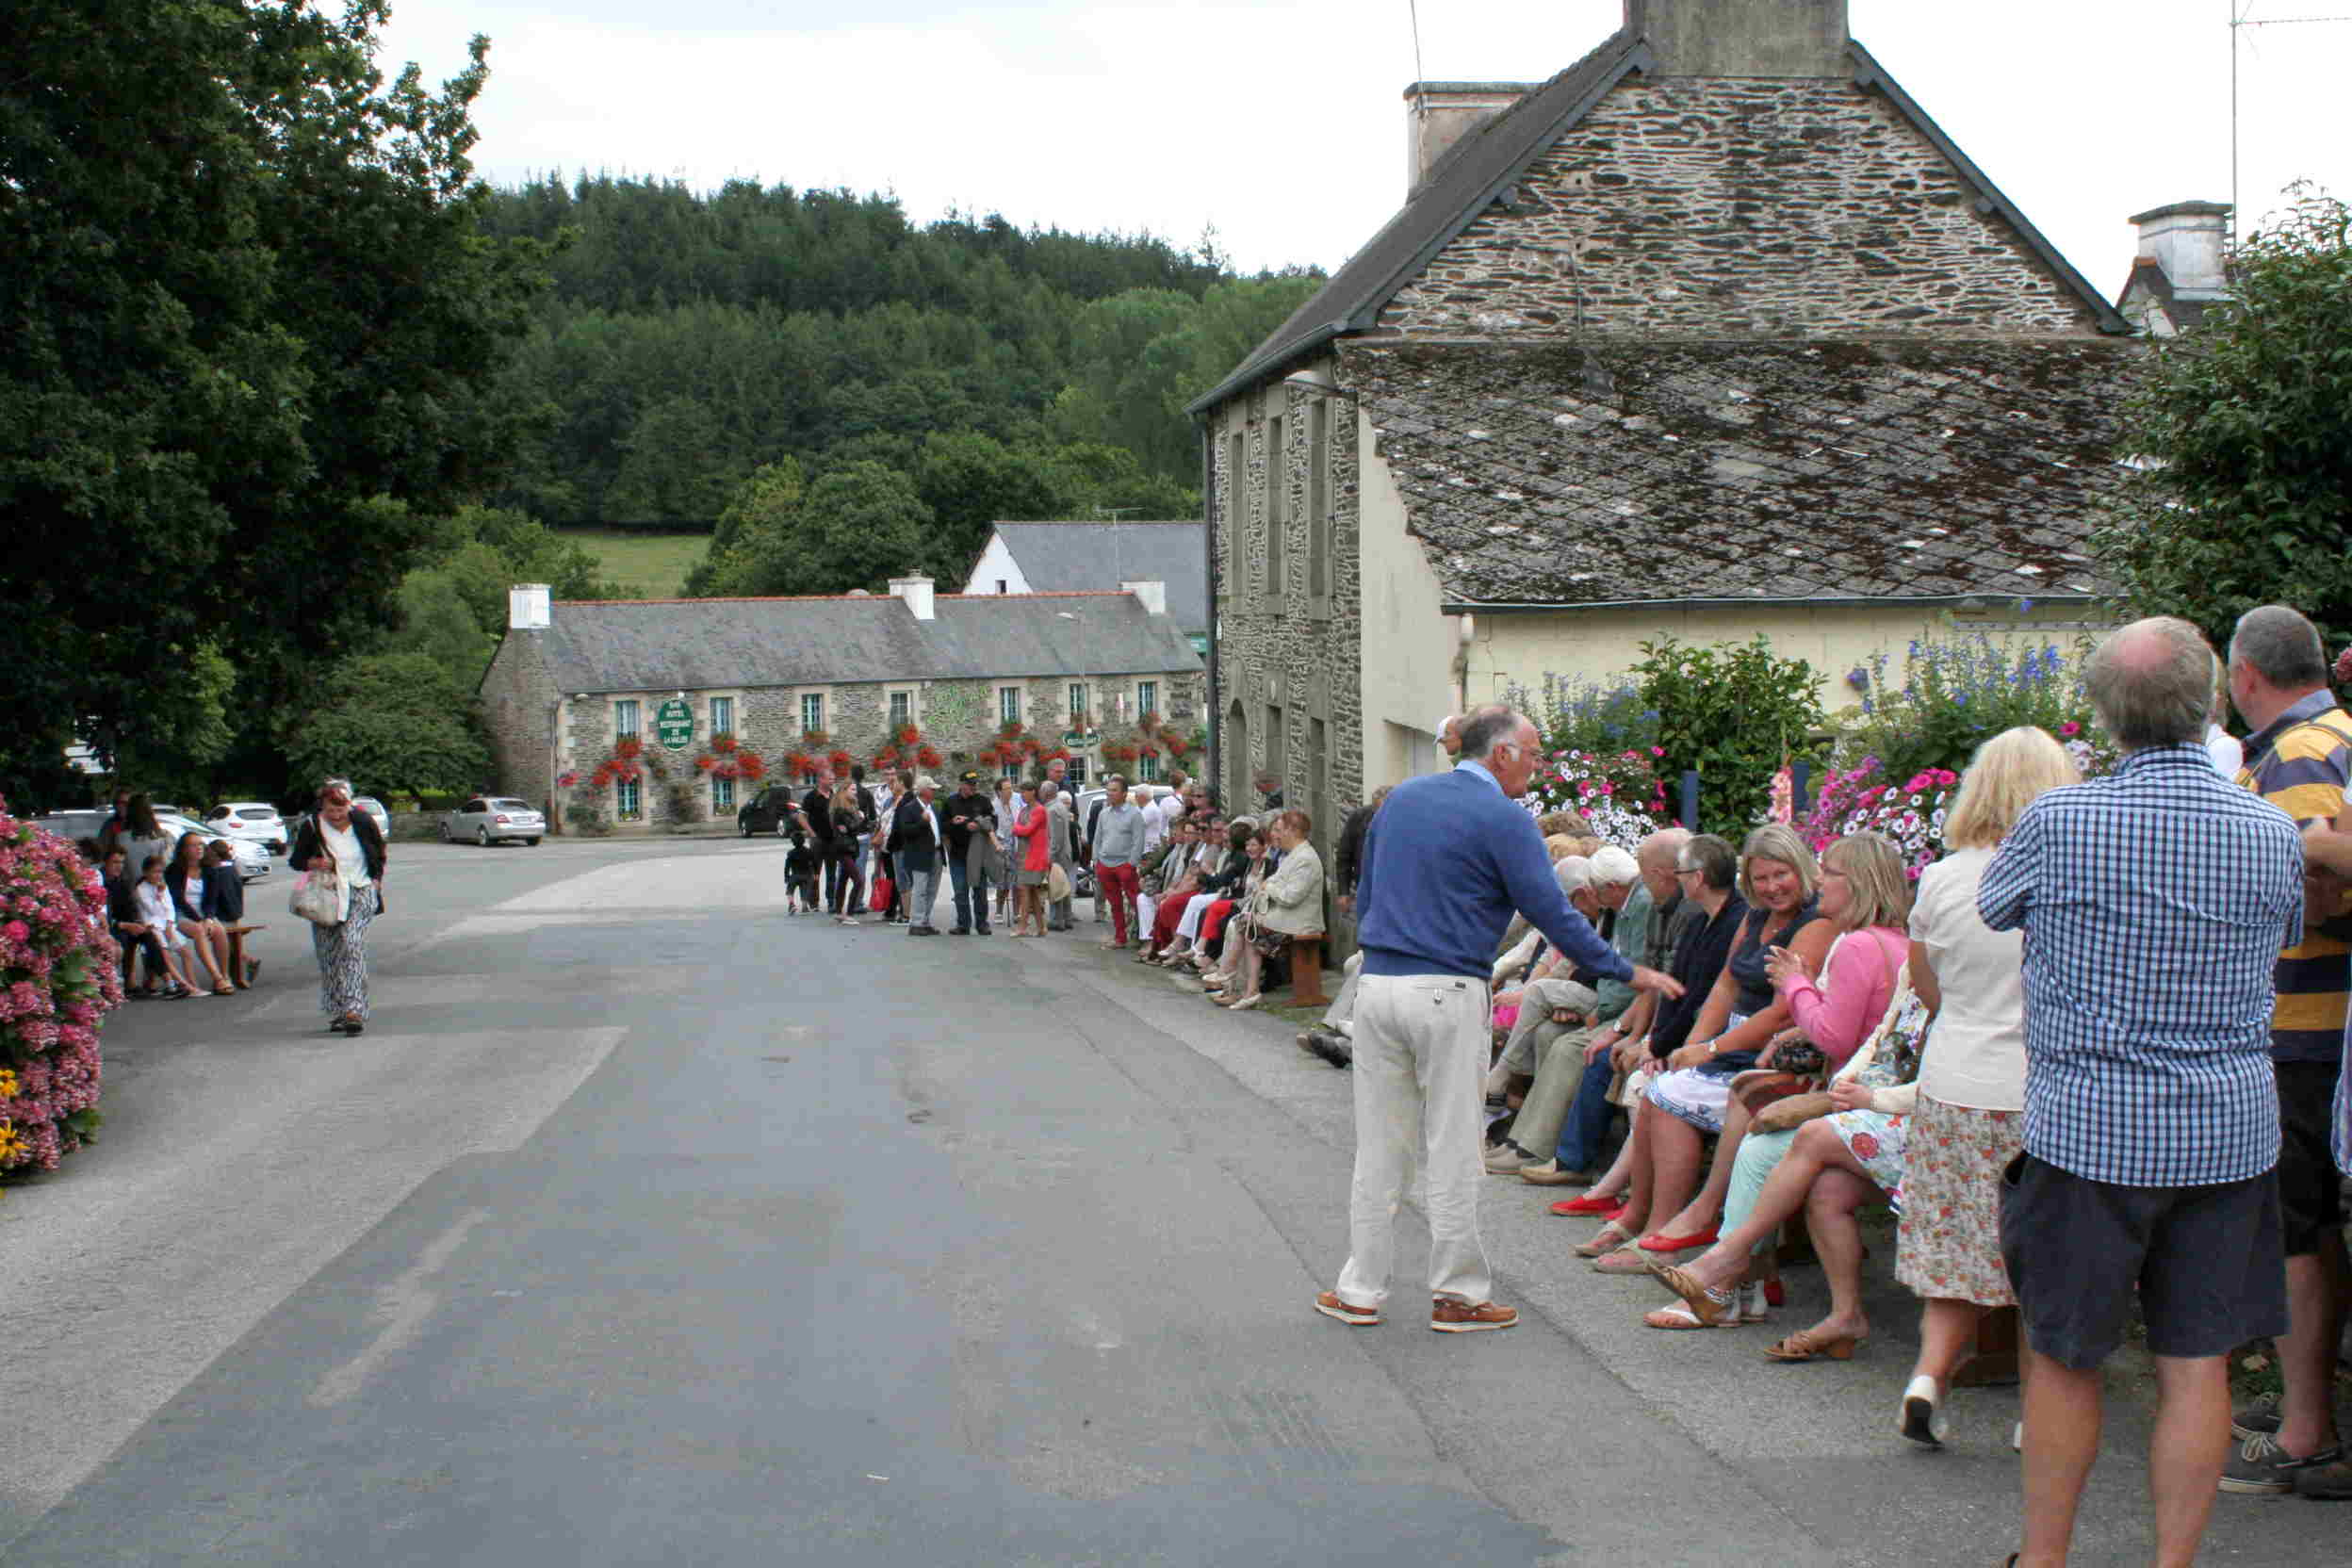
[1121,580,1168,616]
[888,575,936,621]
[1404,82,1534,194]
[2131,201,2231,298]
[1626,0,1850,78]
[508,583,551,630]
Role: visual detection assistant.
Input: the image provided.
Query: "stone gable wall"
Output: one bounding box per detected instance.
[1208,363,1366,887]
[1379,77,2104,341]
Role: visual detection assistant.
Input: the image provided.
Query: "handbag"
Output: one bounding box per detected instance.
[870,874,894,912]
[289,866,342,927]
[1047,863,1071,903]
[1249,921,1287,959]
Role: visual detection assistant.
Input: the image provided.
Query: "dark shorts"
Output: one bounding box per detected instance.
[2276,1059,2345,1256]
[2000,1152,2287,1370]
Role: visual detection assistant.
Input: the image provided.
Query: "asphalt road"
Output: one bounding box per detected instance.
[1,837,2341,1566]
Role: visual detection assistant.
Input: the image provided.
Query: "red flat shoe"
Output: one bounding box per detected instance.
[1552,1192,1624,1217]
[1638,1229,1719,1253]
[1763,1280,1787,1308]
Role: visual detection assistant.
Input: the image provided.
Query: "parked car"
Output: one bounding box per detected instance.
[736,786,806,838]
[442,796,545,846]
[205,801,287,856]
[29,808,110,846]
[352,796,390,840]
[155,812,271,883]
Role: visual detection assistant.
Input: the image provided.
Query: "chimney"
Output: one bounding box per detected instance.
[1121,580,1168,616]
[888,575,936,621]
[1627,0,1850,78]
[2130,201,2231,297]
[1404,82,1534,194]
[508,583,551,630]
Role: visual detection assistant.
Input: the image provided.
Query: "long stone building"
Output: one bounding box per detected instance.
[1189,0,2141,851]
[479,576,1203,831]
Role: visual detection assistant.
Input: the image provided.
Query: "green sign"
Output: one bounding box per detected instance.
[654,697,694,752]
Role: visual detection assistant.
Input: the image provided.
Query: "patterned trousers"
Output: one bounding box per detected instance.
[313,883,380,1020]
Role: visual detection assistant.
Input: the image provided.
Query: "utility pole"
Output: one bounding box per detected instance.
[2230,5,2352,246]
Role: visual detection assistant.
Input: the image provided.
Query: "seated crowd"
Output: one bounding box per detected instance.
[80,792,260,1000]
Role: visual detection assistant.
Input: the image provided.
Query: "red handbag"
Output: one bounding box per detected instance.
[870,874,894,912]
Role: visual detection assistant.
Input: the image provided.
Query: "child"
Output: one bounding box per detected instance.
[131,854,200,998]
[783,832,819,915]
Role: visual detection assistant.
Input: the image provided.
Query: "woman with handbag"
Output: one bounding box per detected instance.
[1010,781,1051,938]
[287,777,386,1036]
[1212,810,1323,1012]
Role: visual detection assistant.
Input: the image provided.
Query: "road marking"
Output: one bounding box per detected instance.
[308,1207,490,1408]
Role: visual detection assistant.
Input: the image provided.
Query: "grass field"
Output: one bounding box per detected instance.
[563,529,710,597]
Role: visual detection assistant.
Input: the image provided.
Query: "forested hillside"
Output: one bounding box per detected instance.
[475,175,1322,595]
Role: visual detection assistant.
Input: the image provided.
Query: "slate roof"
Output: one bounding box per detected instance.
[1337,337,2138,607]
[1187,35,2129,415]
[530,592,1201,695]
[984,521,1207,630]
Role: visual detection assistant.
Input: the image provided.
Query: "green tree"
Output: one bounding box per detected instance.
[1630,636,1827,829]
[0,0,544,806]
[699,460,933,597]
[384,567,498,689]
[910,433,1064,578]
[2093,190,2352,652]
[279,652,492,801]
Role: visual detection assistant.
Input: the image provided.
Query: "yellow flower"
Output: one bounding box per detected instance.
[0,1122,24,1166]
[0,1069,17,1100]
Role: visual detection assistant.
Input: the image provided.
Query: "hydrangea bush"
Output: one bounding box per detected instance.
[0,800,119,1178]
[1525,748,1671,851]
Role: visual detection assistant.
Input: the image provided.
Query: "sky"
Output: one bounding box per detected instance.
[374,0,2348,291]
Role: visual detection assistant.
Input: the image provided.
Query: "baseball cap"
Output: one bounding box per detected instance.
[958,769,980,784]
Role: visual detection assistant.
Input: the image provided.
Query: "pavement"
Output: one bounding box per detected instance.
[0,837,2342,1566]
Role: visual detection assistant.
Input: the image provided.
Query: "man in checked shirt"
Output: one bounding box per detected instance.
[1980,617,2303,1568]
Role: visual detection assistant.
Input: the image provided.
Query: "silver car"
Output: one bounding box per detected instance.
[442,796,545,846]
[155,813,272,882]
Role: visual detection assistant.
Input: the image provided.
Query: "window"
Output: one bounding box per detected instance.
[1307,399,1331,612]
[800,693,825,735]
[615,776,642,820]
[999,686,1022,727]
[889,690,912,728]
[1266,703,1286,786]
[1265,415,1286,605]
[1067,756,1088,786]
[1137,680,1159,718]
[710,695,735,738]
[996,578,1008,594]
[613,699,640,739]
[713,775,736,810]
[1225,431,1246,597]
[1001,756,1021,782]
[1068,683,1088,727]
[1138,753,1161,783]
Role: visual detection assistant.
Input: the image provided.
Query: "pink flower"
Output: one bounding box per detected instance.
[2059,722,2081,737]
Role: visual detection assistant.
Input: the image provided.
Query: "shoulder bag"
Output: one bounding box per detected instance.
[288,829,344,928]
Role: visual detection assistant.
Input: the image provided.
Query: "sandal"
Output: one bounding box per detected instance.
[1573,1219,1636,1258]
[1763,1326,1864,1363]
[1592,1246,1656,1275]
[1649,1263,1739,1327]
[1643,1300,1721,1331]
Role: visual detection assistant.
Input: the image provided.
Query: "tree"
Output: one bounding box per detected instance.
[910,433,1063,578]
[279,653,491,802]
[0,0,544,805]
[2094,190,2352,653]
[700,460,932,597]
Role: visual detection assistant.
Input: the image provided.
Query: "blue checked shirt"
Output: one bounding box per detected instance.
[1978,743,2303,1186]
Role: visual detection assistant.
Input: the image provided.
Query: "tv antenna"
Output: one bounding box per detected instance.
[2231,4,2352,245]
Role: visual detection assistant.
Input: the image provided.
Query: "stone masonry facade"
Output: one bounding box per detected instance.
[1210,369,1366,876]
[1379,78,2105,342]
[482,649,1202,834]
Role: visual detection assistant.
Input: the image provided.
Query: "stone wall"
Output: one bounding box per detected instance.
[1379,76,2106,341]
[1208,360,1367,885]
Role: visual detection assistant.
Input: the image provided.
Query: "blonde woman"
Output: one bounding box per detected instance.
[1597,825,1835,1262]
[1894,727,2078,1446]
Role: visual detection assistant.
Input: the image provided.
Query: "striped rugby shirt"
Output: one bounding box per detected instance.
[1979,744,2303,1186]
[2235,689,2352,1065]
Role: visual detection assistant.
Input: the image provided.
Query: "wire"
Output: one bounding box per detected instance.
[1408,0,1427,88]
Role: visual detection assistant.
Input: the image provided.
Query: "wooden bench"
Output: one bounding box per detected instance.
[1289,934,1331,1009]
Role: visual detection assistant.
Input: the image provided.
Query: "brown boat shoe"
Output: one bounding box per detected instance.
[1430,1298,1518,1333]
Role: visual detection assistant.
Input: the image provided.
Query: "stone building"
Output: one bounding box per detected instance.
[961,520,1210,652]
[1188,0,2141,845]
[478,577,1204,832]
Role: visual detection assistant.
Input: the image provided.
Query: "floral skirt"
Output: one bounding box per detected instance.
[1826,1106,1908,1200]
[1893,1091,2023,1307]
[312,883,380,1021]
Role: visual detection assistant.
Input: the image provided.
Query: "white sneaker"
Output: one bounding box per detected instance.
[1483,1142,1534,1175]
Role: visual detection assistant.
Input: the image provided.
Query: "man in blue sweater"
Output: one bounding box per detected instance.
[1316,706,1684,1332]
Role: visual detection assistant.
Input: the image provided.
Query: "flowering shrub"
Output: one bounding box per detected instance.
[1508,675,1662,759]
[693,733,768,783]
[0,801,119,1179]
[1524,749,1671,850]
[1794,758,1960,880]
[1838,626,2100,783]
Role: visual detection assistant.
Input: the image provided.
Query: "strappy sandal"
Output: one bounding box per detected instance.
[1649,1263,1739,1328]
[1643,1300,1721,1331]
[1763,1326,1864,1362]
[1592,1245,1657,1275]
[1574,1220,1636,1259]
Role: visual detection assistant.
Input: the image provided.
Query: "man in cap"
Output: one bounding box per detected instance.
[943,770,999,936]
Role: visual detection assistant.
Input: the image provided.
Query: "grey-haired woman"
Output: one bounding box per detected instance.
[286,778,387,1036]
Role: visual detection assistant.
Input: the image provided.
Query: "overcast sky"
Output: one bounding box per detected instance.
[376,0,2346,292]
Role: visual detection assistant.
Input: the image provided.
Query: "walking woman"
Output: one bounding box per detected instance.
[1011,780,1051,937]
[830,779,870,927]
[288,777,387,1035]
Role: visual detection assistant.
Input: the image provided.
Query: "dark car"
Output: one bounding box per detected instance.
[737,786,805,838]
